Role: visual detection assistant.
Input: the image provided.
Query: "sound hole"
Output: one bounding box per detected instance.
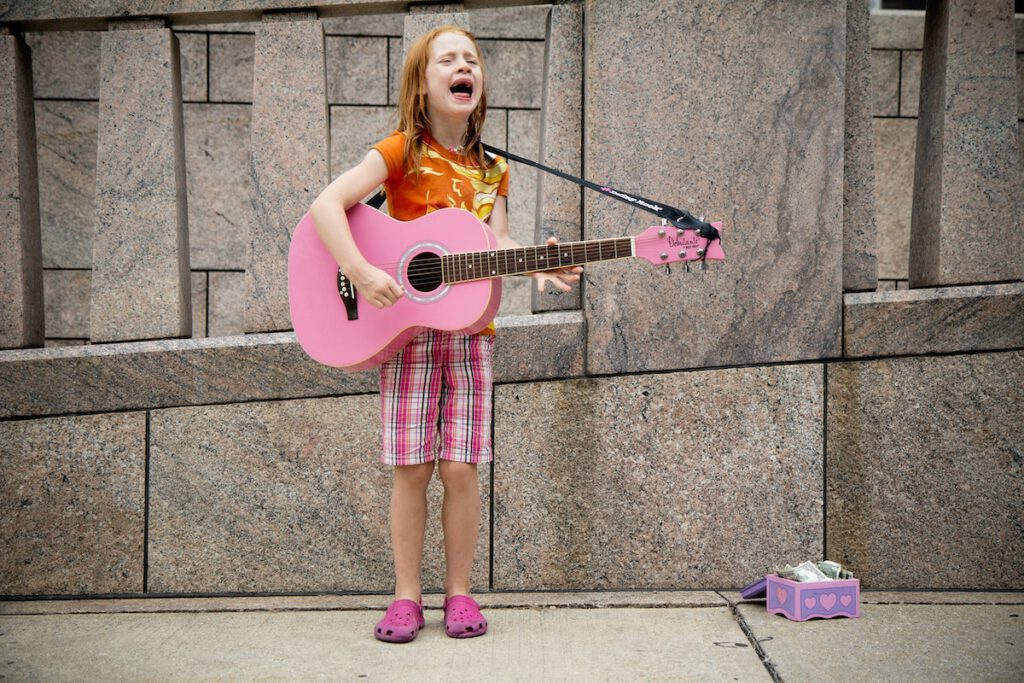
[406,252,443,293]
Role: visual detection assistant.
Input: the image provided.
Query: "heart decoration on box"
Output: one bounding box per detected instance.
[821,593,837,610]
[840,595,853,607]
[775,588,787,604]
[804,597,817,609]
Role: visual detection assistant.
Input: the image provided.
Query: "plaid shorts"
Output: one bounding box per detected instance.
[379,330,495,467]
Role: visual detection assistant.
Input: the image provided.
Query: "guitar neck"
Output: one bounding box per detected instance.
[442,237,633,284]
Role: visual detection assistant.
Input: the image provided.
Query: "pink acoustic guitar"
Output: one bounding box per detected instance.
[288,203,724,370]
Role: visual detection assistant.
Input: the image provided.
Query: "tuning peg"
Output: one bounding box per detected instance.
[663,264,672,275]
[684,263,690,273]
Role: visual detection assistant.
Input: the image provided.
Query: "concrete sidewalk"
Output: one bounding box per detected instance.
[1,591,1022,682]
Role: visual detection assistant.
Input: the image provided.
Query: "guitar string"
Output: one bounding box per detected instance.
[345,235,716,277]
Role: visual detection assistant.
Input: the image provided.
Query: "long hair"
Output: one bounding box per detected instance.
[396,26,491,174]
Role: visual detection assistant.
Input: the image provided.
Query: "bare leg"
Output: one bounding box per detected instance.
[438,460,480,597]
[391,461,435,601]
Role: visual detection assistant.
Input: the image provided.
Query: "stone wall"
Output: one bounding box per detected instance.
[28,6,548,346]
[1,3,1022,598]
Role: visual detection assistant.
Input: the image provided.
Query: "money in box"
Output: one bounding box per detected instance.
[765,574,860,621]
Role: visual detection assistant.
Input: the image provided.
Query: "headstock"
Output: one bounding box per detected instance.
[633,221,725,268]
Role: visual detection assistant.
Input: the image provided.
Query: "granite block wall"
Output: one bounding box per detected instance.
[1,4,1022,599]
[28,8,548,344]
[583,0,845,374]
[870,11,1024,286]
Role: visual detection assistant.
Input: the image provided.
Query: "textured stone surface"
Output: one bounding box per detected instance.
[247,17,328,333]
[584,1,844,374]
[329,105,396,178]
[873,117,916,279]
[0,311,584,418]
[183,103,250,270]
[0,590,727,615]
[387,36,401,105]
[910,1,1022,286]
[871,49,900,116]
[321,12,404,37]
[35,100,97,269]
[209,33,253,102]
[870,10,925,50]
[402,12,471,60]
[190,270,206,338]
[479,39,544,110]
[207,270,245,337]
[500,109,540,317]
[0,34,43,349]
[844,283,1024,357]
[827,352,1024,589]
[844,0,878,292]
[148,396,489,593]
[493,365,824,590]
[0,607,769,682]
[0,334,378,419]
[532,2,582,314]
[0,412,145,596]
[325,35,387,105]
[92,28,191,342]
[43,269,90,339]
[468,5,549,40]
[176,31,207,101]
[25,31,100,99]
[899,50,921,118]
[491,311,584,383]
[739,603,1024,682]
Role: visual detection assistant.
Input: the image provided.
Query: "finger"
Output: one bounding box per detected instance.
[546,236,558,245]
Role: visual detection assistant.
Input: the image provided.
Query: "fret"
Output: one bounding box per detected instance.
[442,236,641,283]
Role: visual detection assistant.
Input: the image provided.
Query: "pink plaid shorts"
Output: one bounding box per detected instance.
[379,330,494,467]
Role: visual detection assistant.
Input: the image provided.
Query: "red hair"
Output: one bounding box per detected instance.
[396,26,491,174]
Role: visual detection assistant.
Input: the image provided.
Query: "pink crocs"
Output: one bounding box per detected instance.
[443,595,488,638]
[374,599,425,643]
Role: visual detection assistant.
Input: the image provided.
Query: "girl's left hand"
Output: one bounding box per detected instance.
[532,236,583,293]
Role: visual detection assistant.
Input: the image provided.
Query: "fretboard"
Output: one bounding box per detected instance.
[442,237,633,284]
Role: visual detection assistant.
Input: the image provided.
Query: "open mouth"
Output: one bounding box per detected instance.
[450,80,474,100]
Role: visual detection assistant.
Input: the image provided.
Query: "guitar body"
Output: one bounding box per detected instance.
[288,203,501,370]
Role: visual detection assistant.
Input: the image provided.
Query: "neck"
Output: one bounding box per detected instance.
[426,114,469,152]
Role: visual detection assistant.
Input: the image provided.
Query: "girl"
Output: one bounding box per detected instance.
[310,26,580,642]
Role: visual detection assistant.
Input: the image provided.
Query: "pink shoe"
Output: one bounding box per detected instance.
[443,595,488,638]
[374,599,425,643]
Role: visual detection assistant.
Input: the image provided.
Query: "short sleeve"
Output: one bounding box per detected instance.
[496,159,510,197]
[372,132,406,183]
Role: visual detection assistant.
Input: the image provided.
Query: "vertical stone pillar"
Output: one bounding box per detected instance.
[0,30,43,349]
[92,20,191,342]
[247,12,328,333]
[532,3,583,313]
[910,0,1022,287]
[843,0,878,292]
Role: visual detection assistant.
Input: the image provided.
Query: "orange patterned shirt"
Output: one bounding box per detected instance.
[373,131,510,335]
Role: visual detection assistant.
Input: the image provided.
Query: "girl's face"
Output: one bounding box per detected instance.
[422,31,483,124]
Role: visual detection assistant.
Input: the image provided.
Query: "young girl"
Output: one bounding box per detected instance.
[310,26,580,642]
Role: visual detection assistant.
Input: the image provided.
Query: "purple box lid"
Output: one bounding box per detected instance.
[740,576,767,599]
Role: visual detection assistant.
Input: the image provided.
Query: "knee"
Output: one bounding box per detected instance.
[394,461,435,491]
[438,461,478,493]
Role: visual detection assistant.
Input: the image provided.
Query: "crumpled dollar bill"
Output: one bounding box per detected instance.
[776,559,855,582]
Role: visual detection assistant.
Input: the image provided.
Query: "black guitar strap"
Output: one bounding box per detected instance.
[366,143,719,242]
[481,143,719,241]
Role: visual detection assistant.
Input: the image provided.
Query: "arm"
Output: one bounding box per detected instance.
[309,150,404,308]
[489,196,582,293]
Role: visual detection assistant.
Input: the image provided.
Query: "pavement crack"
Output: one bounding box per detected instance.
[720,592,784,683]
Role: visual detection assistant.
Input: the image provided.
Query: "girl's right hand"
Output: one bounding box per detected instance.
[349,262,404,308]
